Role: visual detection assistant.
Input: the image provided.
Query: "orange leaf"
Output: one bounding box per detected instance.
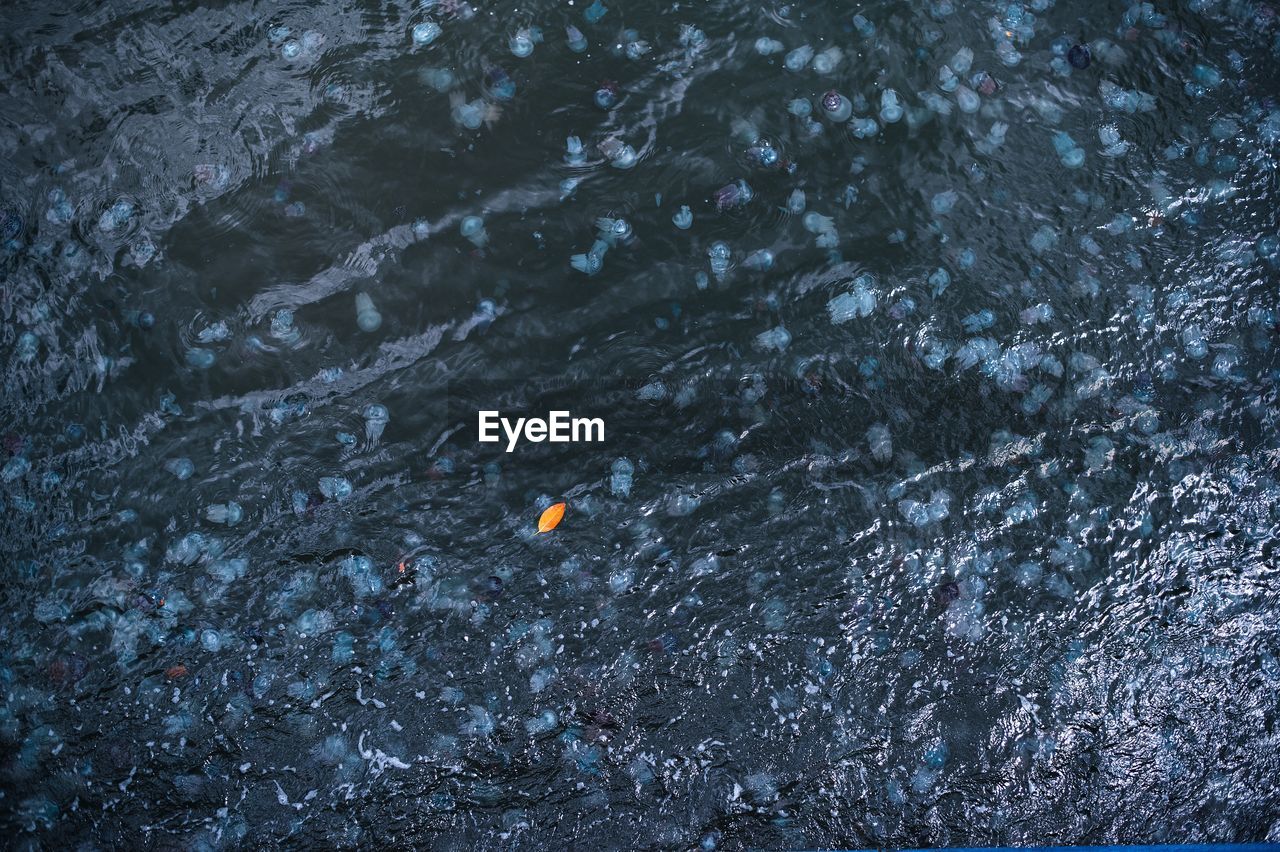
[538,501,566,533]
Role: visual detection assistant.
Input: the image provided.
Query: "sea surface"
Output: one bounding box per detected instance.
[1,0,1279,847]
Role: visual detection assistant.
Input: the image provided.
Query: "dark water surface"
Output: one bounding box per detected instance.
[2,0,1279,847]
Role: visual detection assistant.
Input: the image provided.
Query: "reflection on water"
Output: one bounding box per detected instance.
[1,0,1279,846]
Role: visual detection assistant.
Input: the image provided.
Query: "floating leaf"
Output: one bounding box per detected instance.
[538,501,566,533]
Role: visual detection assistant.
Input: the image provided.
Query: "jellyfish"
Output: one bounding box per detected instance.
[594,81,620,109]
[412,22,442,47]
[879,89,904,123]
[509,29,535,57]
[610,458,634,497]
[363,403,390,445]
[355,293,382,331]
[595,217,632,244]
[812,46,842,75]
[713,179,752,210]
[1052,131,1086,168]
[672,205,693,230]
[206,502,243,526]
[460,215,488,248]
[821,90,853,122]
[867,424,892,462]
[564,135,586,166]
[743,249,774,271]
[451,98,486,130]
[784,45,814,71]
[708,241,731,280]
[570,240,608,275]
[565,25,588,52]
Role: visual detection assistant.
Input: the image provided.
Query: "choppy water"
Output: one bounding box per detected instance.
[2,0,1280,847]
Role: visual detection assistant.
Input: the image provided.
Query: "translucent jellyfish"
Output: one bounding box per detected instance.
[867,424,892,462]
[509,29,536,58]
[928,489,951,522]
[565,25,588,52]
[332,632,355,663]
[610,458,634,497]
[678,24,706,50]
[879,89,903,123]
[460,215,488,248]
[164,457,195,480]
[624,36,650,60]
[1181,324,1208,359]
[950,46,974,74]
[976,121,1008,154]
[849,117,879,138]
[962,309,994,333]
[1029,225,1058,253]
[281,39,302,60]
[570,240,608,275]
[930,190,958,216]
[955,85,980,113]
[564,135,586,166]
[749,139,779,167]
[1099,81,1155,113]
[206,502,243,525]
[812,47,842,75]
[784,45,814,71]
[583,0,608,23]
[755,37,784,55]
[200,629,222,652]
[451,98,486,130]
[186,348,215,369]
[785,189,805,214]
[355,292,382,332]
[46,188,74,225]
[1052,131,1086,168]
[802,212,834,236]
[1085,436,1114,470]
[743,249,774,271]
[319,476,353,501]
[2,456,31,482]
[363,403,390,445]
[928,267,951,297]
[899,499,931,526]
[920,91,953,116]
[98,199,135,234]
[672,205,693,229]
[594,82,620,109]
[525,710,558,736]
[827,283,876,323]
[1013,560,1043,588]
[852,13,876,37]
[197,320,230,344]
[713,179,752,210]
[938,64,959,92]
[755,326,791,351]
[821,90,852,122]
[595,217,632,244]
[270,309,300,344]
[339,555,382,596]
[604,141,638,169]
[708,241,731,280]
[16,331,39,362]
[412,22,442,46]
[1098,124,1130,157]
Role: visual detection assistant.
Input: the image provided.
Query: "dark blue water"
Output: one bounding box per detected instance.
[2,0,1279,847]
